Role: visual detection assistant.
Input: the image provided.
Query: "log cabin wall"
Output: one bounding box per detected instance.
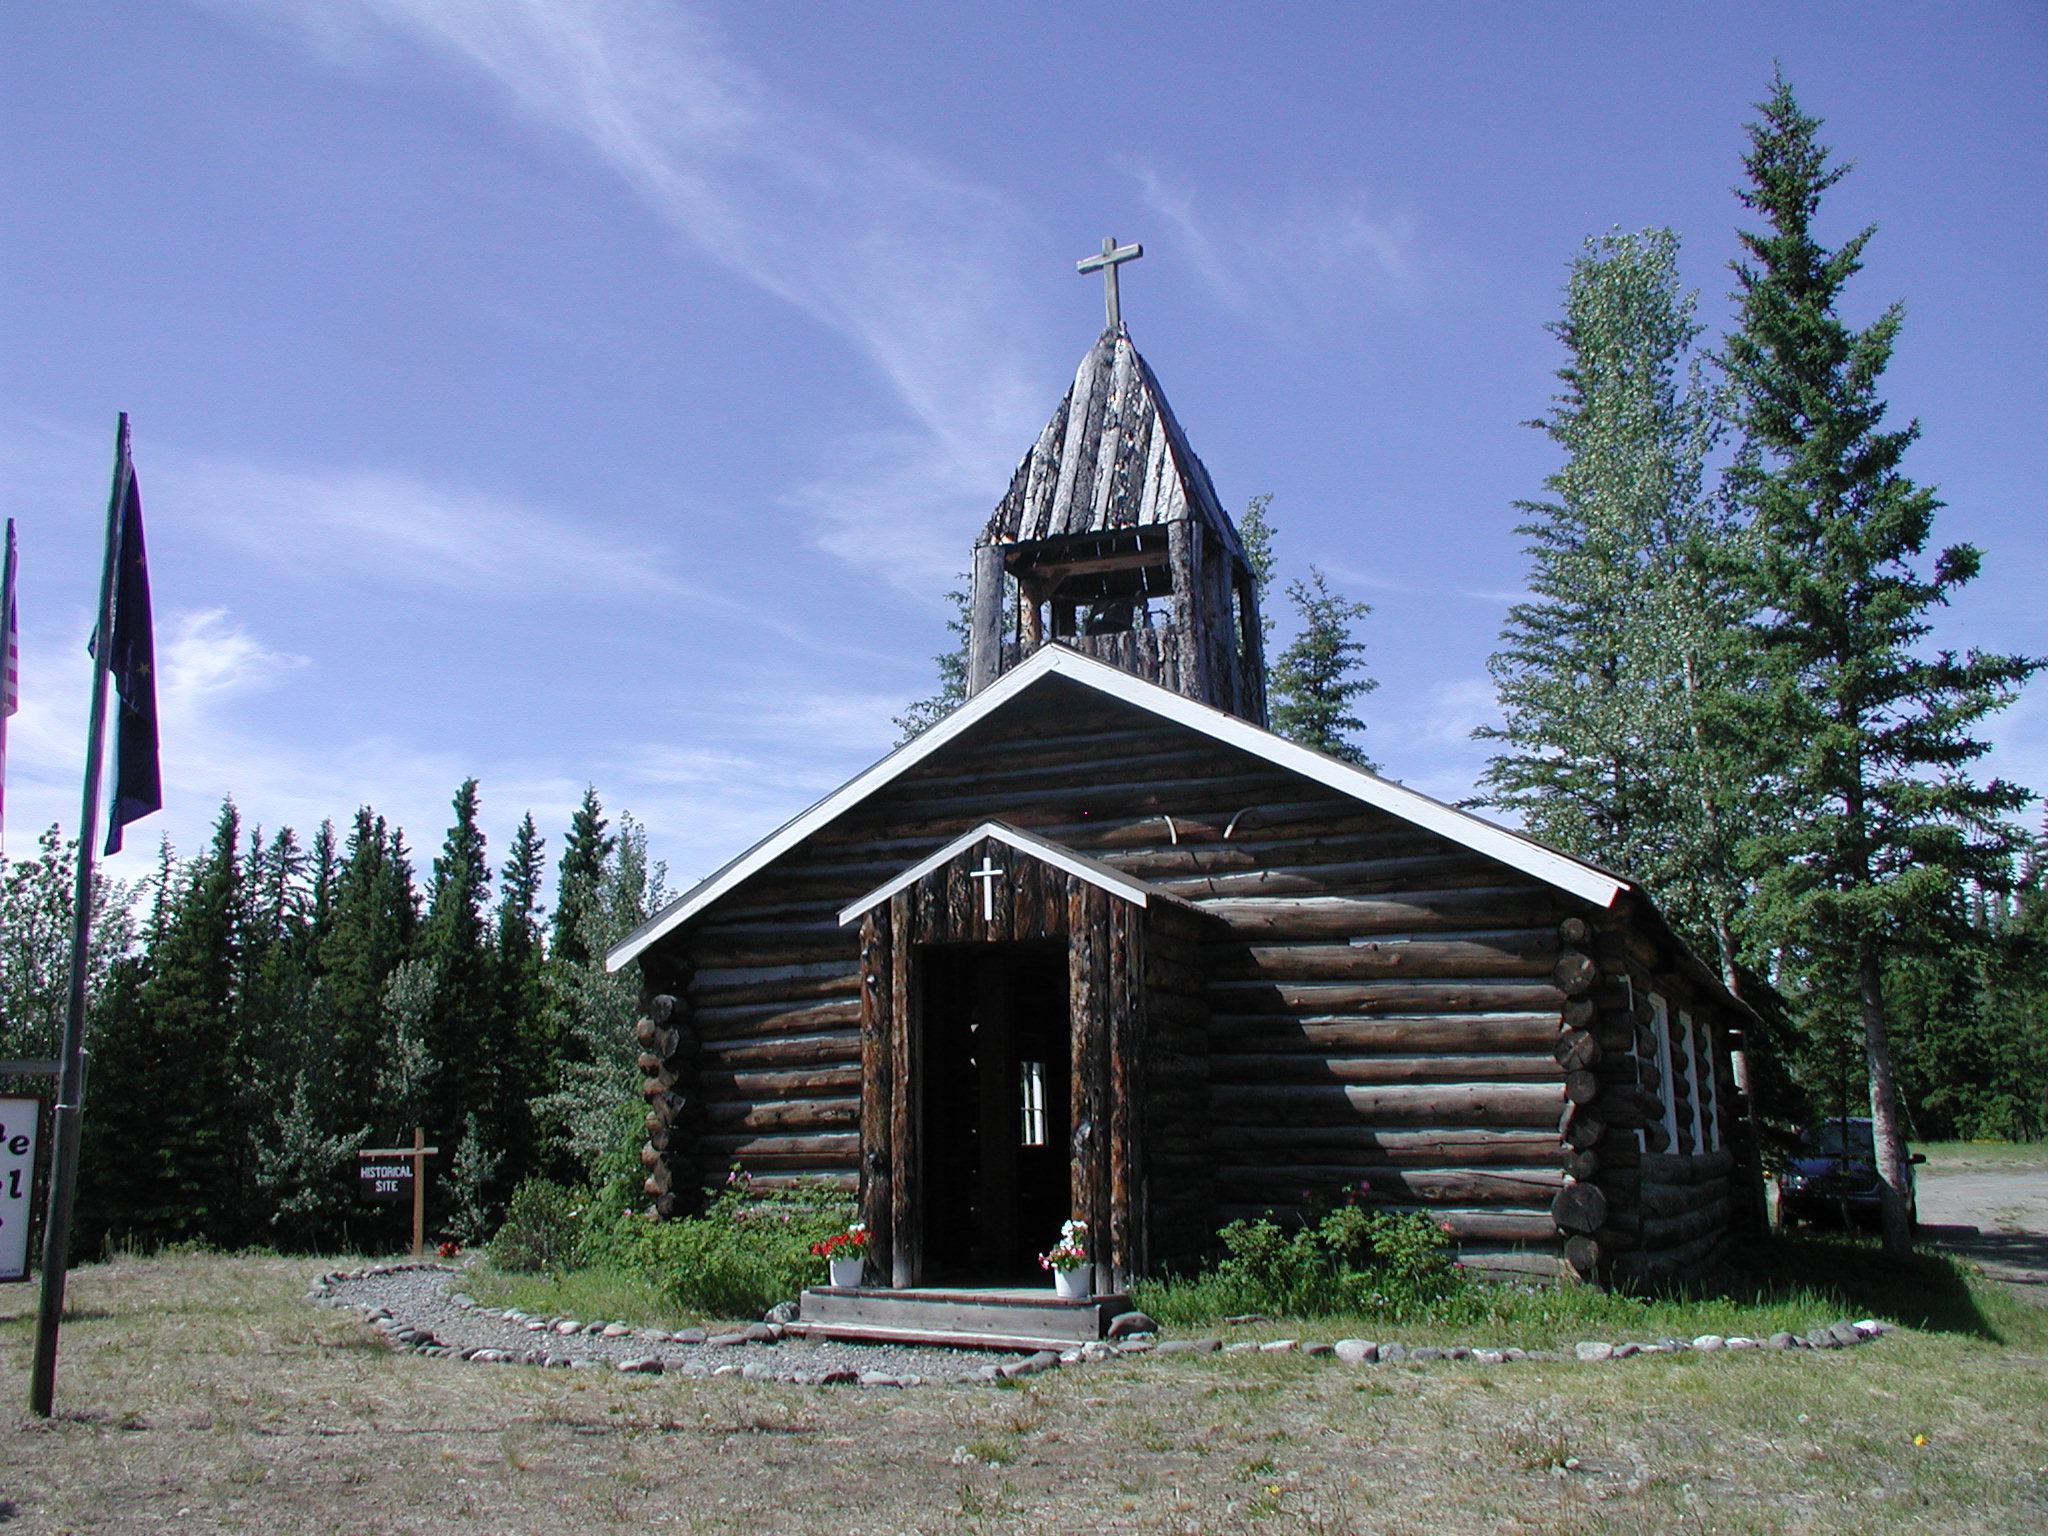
[1571,909,1759,1283]
[1139,901,1216,1273]
[632,673,1747,1285]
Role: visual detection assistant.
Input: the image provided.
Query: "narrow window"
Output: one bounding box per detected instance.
[1648,995,1681,1154]
[1679,1010,1708,1152]
[1687,1011,1720,1151]
[1019,1060,1047,1147]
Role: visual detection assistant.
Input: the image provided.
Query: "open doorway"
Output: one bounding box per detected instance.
[919,944,1071,1282]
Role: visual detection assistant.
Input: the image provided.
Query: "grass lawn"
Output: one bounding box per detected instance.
[3,1241,2046,1534]
[1917,1140,2048,1176]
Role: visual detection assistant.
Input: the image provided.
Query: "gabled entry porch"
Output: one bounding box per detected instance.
[837,821,1194,1295]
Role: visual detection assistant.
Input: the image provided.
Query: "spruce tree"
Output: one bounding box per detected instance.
[535,812,668,1199]
[492,811,549,1194]
[551,787,614,970]
[1477,228,1760,982]
[893,580,972,743]
[1237,494,1278,653]
[317,810,418,1134]
[420,779,495,1159]
[81,802,247,1246]
[1725,76,2040,1251]
[1269,568,1377,768]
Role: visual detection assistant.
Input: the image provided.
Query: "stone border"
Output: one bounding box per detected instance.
[307,1265,1891,1385]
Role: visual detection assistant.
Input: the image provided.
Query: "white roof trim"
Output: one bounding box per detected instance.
[836,820,1160,928]
[607,646,1627,971]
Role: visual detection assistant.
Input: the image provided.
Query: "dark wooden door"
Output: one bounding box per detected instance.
[917,944,1069,1281]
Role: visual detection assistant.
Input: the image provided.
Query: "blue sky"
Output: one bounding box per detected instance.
[3,1,2043,895]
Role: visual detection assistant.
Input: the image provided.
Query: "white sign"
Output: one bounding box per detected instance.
[0,1096,43,1283]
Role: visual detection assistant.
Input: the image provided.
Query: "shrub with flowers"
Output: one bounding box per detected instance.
[810,1222,871,1262]
[1038,1218,1089,1272]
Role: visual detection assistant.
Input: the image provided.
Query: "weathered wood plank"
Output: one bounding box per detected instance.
[1197,888,1566,937]
[1210,1052,1564,1085]
[701,1132,863,1159]
[696,1064,863,1097]
[1210,1081,1565,1126]
[889,888,918,1287]
[690,962,861,1012]
[688,998,863,1040]
[1206,1014,1560,1053]
[1207,980,1565,1015]
[858,908,892,1284]
[1209,1126,1563,1162]
[1209,934,1561,982]
[697,1030,862,1069]
[701,1097,860,1132]
[1216,1166,1568,1204]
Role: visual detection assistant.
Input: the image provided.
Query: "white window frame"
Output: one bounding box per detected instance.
[1019,1059,1048,1147]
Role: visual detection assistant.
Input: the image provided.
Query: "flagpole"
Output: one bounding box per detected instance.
[29,415,130,1417]
[1,516,17,856]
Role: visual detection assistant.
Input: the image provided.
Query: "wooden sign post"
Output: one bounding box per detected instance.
[357,1128,438,1258]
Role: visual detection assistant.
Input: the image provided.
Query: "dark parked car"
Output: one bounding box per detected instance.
[1777,1117,1926,1230]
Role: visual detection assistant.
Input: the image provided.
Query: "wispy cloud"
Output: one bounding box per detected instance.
[166,452,684,601]
[1131,163,1420,327]
[1366,675,1500,808]
[203,0,1052,592]
[1319,561,1521,607]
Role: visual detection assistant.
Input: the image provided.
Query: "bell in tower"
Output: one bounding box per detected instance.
[964,240,1268,726]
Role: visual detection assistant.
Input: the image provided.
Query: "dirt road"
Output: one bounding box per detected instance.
[1919,1164,2048,1299]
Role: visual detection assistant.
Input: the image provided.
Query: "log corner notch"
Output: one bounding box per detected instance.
[636,963,701,1219]
[1552,911,1631,1284]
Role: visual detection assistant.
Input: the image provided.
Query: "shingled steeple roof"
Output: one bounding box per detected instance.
[979,325,1246,563]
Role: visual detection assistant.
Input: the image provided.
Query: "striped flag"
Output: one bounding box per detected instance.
[0,517,17,850]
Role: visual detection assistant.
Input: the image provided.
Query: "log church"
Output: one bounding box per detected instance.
[608,244,1764,1292]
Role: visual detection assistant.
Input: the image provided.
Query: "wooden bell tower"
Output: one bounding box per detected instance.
[964,242,1267,725]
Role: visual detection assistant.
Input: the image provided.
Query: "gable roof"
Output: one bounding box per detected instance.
[836,819,1185,928]
[605,645,1630,971]
[981,325,1245,562]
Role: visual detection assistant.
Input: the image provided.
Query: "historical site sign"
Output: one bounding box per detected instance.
[0,1096,46,1283]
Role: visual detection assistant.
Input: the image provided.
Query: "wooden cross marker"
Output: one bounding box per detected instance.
[969,856,1004,921]
[1077,236,1143,329]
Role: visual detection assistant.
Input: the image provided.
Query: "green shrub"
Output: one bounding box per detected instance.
[1134,1208,1466,1325]
[581,1169,853,1320]
[487,1177,585,1273]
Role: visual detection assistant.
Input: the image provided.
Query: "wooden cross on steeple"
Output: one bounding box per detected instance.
[1077,236,1143,330]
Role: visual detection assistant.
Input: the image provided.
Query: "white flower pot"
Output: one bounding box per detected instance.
[829,1256,865,1288]
[1053,1264,1091,1300]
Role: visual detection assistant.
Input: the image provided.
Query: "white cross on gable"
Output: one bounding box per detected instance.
[969,855,1003,920]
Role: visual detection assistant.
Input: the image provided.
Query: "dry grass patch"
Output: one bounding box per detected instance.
[0,1252,2045,1533]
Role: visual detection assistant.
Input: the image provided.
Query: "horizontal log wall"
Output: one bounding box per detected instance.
[1158,739,1584,1277]
[642,679,1749,1287]
[1141,902,1214,1270]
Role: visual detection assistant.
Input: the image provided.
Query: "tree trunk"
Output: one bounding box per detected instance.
[1858,944,1915,1256]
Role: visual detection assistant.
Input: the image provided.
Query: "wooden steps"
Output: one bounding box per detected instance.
[790,1284,1135,1352]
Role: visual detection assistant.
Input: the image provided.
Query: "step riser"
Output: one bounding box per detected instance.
[799,1287,1130,1343]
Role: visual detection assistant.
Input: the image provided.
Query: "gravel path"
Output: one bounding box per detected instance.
[308,1264,1070,1385]
[308,1263,1894,1384]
